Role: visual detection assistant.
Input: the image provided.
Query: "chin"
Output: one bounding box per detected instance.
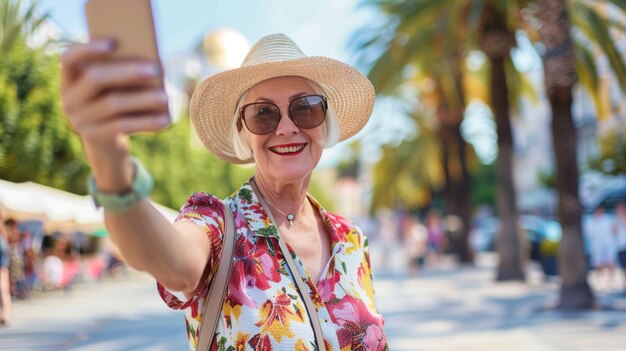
[269,165,314,183]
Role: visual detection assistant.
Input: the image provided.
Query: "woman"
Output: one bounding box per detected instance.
[61,34,387,350]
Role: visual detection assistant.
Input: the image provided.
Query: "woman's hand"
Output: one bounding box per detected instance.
[60,40,170,191]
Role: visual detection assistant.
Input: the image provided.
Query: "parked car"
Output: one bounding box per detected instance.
[470,215,562,276]
[583,184,626,214]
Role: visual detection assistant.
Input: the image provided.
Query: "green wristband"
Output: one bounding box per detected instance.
[88,157,154,213]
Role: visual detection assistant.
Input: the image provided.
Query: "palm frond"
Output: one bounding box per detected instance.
[572,1,626,92]
[575,42,608,119]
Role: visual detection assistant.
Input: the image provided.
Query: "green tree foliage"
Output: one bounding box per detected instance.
[130,116,254,209]
[1,0,48,51]
[0,37,90,193]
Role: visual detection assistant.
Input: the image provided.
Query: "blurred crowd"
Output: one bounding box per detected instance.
[0,212,125,327]
[365,201,626,294]
[361,208,451,276]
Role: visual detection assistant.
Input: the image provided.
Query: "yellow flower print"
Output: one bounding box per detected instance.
[256,293,305,342]
[344,229,361,254]
[235,331,250,351]
[358,262,376,310]
[223,303,242,323]
[295,339,311,351]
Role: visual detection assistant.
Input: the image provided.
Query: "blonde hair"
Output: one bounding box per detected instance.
[229,79,340,161]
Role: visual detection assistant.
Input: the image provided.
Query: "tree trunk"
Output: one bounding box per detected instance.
[437,67,473,264]
[490,56,525,281]
[440,121,473,263]
[480,7,525,281]
[537,0,595,309]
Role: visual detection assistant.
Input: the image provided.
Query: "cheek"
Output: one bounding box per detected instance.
[244,132,265,154]
[308,130,326,156]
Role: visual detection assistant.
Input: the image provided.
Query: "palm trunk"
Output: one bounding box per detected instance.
[436,67,473,264]
[440,120,473,263]
[480,7,525,281]
[490,56,525,281]
[537,0,595,309]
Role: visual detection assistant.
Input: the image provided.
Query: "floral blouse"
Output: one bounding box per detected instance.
[158,180,387,351]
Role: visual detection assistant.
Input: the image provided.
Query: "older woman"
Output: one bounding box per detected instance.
[61,33,386,350]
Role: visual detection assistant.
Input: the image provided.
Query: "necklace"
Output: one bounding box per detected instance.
[263,195,307,227]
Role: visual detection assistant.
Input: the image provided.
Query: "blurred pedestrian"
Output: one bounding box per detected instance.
[615,202,626,293]
[0,214,10,326]
[585,207,617,290]
[41,246,63,290]
[403,215,428,276]
[4,219,29,299]
[20,231,37,292]
[56,236,80,290]
[425,209,447,267]
[377,208,399,269]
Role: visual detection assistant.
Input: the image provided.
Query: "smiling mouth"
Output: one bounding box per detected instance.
[269,143,306,155]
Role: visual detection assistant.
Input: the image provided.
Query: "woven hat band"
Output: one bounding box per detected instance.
[242,34,306,66]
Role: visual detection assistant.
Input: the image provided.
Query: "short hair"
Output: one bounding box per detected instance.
[229,78,340,161]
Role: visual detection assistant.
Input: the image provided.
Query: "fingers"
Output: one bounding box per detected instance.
[80,113,171,144]
[66,61,162,110]
[62,61,162,117]
[60,40,115,91]
[68,88,169,132]
[59,40,170,156]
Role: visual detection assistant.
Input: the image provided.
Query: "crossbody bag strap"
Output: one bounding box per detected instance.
[250,179,327,351]
[277,237,327,350]
[197,200,235,351]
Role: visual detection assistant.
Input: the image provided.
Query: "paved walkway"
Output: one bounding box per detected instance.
[0,252,625,350]
[372,251,626,351]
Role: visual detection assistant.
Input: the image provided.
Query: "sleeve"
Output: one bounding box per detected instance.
[156,192,226,311]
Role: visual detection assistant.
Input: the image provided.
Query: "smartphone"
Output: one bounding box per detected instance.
[85,0,162,65]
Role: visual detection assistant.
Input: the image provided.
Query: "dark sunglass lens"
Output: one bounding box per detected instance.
[244,103,280,134]
[290,96,326,129]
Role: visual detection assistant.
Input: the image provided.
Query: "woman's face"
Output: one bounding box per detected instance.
[242,76,325,184]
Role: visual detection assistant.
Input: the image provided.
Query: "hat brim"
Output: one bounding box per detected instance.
[189,56,375,164]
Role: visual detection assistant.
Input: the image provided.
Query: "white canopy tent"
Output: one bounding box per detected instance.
[0,179,178,234]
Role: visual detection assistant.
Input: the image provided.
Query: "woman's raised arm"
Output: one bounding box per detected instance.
[60,41,210,295]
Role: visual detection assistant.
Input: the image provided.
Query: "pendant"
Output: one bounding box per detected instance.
[287,213,295,226]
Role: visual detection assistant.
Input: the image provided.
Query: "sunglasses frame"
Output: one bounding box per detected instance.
[238,95,328,135]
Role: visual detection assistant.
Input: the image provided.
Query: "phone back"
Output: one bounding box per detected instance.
[85,0,160,63]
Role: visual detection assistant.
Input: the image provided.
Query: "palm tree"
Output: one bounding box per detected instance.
[0,0,49,52]
[535,0,594,310]
[355,0,626,288]
[475,0,626,307]
[354,0,475,262]
[476,1,527,280]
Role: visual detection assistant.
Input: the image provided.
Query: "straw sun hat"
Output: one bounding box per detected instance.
[189,33,375,164]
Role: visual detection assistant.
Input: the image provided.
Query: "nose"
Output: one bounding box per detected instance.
[274,105,299,136]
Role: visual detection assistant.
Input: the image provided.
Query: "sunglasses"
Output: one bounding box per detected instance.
[238,95,328,135]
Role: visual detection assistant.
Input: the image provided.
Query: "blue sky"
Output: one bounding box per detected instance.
[37,0,376,64]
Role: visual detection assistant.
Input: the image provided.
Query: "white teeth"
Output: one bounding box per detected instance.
[271,144,305,154]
